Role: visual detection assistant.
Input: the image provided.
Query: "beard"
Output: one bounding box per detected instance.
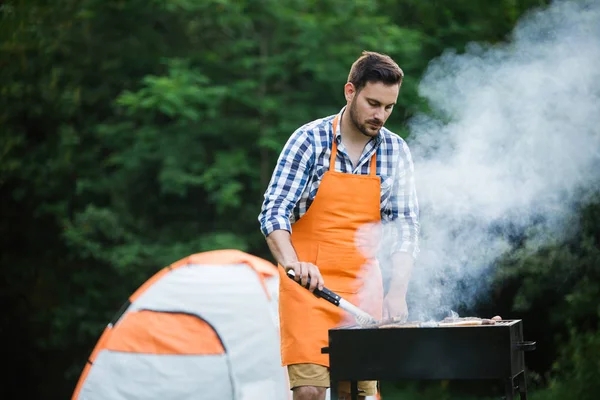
[349,101,383,138]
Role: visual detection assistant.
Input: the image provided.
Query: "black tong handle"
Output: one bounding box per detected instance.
[286,270,341,306]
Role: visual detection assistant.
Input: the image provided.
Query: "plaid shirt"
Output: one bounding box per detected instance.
[258,107,420,257]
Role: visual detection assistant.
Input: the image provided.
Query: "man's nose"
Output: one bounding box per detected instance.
[374,107,385,121]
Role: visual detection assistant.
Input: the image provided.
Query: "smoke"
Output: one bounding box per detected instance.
[395,0,600,321]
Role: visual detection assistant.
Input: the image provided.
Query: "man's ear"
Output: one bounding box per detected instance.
[344,82,356,103]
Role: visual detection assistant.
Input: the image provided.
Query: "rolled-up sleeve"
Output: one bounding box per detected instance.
[383,139,420,258]
[258,128,314,237]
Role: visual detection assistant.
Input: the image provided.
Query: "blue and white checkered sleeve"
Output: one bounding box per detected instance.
[258,127,314,237]
[384,139,420,258]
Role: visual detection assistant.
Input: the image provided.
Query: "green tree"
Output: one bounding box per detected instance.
[1,0,428,397]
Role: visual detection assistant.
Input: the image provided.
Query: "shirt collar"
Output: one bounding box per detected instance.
[335,106,383,146]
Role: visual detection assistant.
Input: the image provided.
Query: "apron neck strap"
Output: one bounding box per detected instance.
[330,114,377,176]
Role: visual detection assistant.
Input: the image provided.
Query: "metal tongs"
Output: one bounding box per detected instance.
[285,269,377,326]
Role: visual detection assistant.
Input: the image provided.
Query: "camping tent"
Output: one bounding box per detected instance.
[72,249,380,400]
[72,249,289,400]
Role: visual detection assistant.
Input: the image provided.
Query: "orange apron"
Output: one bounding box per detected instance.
[278,115,383,367]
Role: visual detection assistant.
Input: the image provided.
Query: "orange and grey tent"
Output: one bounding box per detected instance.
[72,249,289,400]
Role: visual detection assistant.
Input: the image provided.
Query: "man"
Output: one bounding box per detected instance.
[258,51,420,400]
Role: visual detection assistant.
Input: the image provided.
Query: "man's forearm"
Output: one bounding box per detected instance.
[265,229,299,268]
[266,229,325,290]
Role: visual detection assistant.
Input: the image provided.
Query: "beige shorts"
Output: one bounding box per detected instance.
[288,363,378,396]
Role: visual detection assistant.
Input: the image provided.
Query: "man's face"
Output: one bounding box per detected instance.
[346,81,399,137]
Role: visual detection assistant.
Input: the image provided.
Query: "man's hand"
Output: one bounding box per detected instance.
[265,230,325,293]
[383,283,408,320]
[284,261,324,292]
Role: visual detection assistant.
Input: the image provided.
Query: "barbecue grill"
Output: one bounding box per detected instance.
[322,319,536,400]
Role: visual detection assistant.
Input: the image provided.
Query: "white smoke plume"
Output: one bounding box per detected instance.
[391,0,600,321]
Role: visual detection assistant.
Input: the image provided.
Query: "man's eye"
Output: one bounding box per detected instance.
[386,106,394,110]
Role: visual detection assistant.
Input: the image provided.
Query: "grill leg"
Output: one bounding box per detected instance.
[330,379,339,400]
[349,380,359,400]
[503,378,515,400]
[517,372,528,400]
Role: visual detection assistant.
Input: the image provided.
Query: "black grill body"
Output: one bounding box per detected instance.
[323,320,535,399]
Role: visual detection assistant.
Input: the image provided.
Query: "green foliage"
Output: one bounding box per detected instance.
[530,326,600,400]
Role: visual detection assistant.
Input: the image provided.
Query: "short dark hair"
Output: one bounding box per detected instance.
[347,51,404,92]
